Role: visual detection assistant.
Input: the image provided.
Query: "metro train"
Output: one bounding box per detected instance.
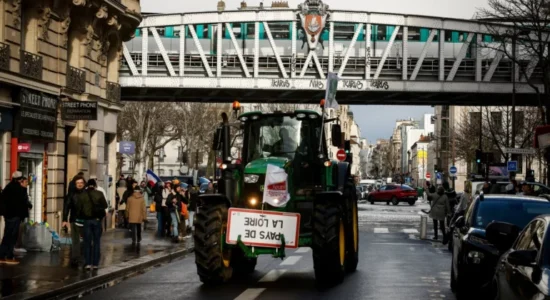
[124,22,497,59]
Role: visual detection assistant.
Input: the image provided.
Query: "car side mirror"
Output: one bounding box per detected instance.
[331,124,342,147]
[486,221,521,251]
[454,216,465,228]
[508,249,537,267]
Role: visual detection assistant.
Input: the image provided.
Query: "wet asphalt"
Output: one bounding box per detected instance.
[80,199,456,300]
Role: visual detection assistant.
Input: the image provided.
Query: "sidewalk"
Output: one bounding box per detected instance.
[0,213,194,299]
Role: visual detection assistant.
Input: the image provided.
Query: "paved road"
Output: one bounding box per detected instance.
[82,200,455,300]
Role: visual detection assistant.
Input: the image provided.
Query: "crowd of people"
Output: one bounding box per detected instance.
[115,175,213,243]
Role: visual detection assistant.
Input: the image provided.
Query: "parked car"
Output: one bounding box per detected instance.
[491,215,550,300]
[356,186,363,200]
[474,180,550,197]
[451,195,550,299]
[367,184,417,206]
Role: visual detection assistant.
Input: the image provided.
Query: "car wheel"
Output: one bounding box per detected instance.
[408,200,415,206]
[391,197,399,206]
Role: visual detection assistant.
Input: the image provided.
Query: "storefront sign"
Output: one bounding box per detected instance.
[0,107,14,131]
[60,100,98,120]
[17,143,31,152]
[118,141,135,155]
[17,89,58,142]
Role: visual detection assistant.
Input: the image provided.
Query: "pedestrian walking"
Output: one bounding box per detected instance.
[167,184,184,242]
[153,182,164,237]
[428,186,451,244]
[120,180,137,229]
[140,181,152,230]
[62,174,87,267]
[162,181,172,237]
[0,171,27,265]
[77,179,108,270]
[116,180,127,228]
[126,186,146,244]
[14,177,32,254]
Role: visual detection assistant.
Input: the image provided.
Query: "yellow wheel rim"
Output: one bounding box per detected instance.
[339,220,345,266]
[221,224,231,268]
[353,203,358,252]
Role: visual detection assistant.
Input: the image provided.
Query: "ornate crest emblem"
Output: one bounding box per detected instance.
[298,0,329,49]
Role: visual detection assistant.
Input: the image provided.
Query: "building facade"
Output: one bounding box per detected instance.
[0,0,141,232]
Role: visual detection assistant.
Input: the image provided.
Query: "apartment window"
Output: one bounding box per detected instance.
[515,111,524,135]
[159,169,165,176]
[264,22,289,39]
[158,147,165,163]
[470,111,481,132]
[491,111,503,133]
[129,160,134,170]
[177,146,184,162]
[169,169,173,176]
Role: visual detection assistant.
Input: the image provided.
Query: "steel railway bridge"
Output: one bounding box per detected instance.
[119,0,545,105]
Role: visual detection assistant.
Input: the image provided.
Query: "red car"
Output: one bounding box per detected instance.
[368,184,418,206]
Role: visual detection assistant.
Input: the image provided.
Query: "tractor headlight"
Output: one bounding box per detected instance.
[244,174,259,183]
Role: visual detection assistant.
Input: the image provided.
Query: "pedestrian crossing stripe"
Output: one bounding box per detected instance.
[374,228,389,233]
[403,229,419,234]
[373,228,419,234]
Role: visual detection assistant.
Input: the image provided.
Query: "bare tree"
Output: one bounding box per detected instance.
[453,106,541,173]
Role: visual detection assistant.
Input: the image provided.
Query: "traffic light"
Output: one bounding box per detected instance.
[475,149,482,164]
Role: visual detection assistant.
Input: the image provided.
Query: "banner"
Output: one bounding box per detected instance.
[325,72,339,109]
[262,164,290,207]
[60,100,98,120]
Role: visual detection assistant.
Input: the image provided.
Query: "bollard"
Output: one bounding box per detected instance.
[420,214,428,240]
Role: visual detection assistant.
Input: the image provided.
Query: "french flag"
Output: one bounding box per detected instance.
[146,169,162,187]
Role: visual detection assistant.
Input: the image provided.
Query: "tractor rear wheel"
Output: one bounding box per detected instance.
[193,202,233,284]
[345,198,359,273]
[312,201,345,286]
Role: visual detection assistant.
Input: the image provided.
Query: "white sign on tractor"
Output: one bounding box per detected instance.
[226,208,300,249]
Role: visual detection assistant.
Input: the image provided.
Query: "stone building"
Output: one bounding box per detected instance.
[0,0,141,232]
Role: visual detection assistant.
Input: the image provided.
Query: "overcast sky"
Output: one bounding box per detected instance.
[140,0,489,142]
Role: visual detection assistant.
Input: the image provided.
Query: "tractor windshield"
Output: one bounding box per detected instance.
[246,115,321,161]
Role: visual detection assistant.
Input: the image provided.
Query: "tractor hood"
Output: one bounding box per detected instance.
[244,157,289,174]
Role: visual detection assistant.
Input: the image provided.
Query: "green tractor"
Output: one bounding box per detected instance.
[193,104,359,286]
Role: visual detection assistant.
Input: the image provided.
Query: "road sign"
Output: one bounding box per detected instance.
[504,148,536,155]
[449,166,457,175]
[118,141,135,155]
[507,161,518,172]
[226,208,300,249]
[436,173,442,180]
[426,172,431,179]
[336,149,346,161]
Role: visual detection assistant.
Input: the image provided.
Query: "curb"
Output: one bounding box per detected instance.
[9,245,194,300]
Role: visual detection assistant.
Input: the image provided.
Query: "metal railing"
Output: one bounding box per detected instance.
[66,66,86,93]
[107,81,121,102]
[0,42,9,71]
[20,50,43,80]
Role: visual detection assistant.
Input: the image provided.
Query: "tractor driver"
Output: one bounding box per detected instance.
[273,128,298,156]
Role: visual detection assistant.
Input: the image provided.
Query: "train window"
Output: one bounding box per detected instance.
[483,34,493,42]
[232,23,242,38]
[174,27,181,37]
[157,27,166,36]
[377,25,387,40]
[202,25,209,38]
[407,27,420,41]
[443,30,452,42]
[247,23,256,38]
[265,22,289,39]
[333,23,355,40]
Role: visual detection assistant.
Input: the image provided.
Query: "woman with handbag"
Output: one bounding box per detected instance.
[428,186,451,243]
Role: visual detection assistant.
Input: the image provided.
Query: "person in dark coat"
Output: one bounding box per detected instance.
[428,186,451,244]
[62,173,87,267]
[0,171,27,265]
[152,182,164,237]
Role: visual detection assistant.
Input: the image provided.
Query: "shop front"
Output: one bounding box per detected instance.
[14,88,58,224]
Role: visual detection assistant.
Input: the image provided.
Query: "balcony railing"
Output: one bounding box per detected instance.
[0,42,9,71]
[20,50,43,80]
[106,81,121,102]
[66,66,86,93]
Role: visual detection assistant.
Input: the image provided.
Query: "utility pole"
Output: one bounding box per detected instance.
[511,36,516,150]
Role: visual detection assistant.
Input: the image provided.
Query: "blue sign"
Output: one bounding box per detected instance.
[119,141,135,155]
[507,161,518,172]
[449,166,457,175]
[436,173,442,180]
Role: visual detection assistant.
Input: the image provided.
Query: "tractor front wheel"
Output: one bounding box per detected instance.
[312,201,346,286]
[345,198,359,273]
[193,202,233,284]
